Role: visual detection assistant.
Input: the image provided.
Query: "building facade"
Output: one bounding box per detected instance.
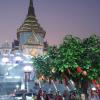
[16,0,47,56]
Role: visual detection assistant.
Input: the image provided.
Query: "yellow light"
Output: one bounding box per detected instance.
[30,49,38,56]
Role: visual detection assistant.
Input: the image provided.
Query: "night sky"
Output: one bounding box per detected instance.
[0,0,100,45]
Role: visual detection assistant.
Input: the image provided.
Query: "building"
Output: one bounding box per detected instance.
[16,0,47,56]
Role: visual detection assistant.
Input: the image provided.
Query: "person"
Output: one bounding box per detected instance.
[63,90,69,100]
[45,94,50,100]
[37,88,43,100]
[69,91,79,100]
[88,88,99,100]
[42,91,50,100]
[54,91,63,100]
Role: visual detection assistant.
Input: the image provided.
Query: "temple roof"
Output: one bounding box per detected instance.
[17,0,46,39]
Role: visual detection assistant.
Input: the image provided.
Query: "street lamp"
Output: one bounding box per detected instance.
[23,65,33,92]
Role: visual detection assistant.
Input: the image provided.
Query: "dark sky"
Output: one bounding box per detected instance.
[0,0,100,45]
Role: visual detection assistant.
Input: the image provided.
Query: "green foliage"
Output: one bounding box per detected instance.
[57,35,82,71]
[79,35,100,80]
[33,55,52,78]
[32,34,100,81]
[56,35,100,81]
[32,46,60,79]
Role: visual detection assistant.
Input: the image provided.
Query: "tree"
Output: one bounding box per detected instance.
[33,55,52,78]
[32,34,100,87]
[56,35,83,81]
[33,46,60,80]
[79,35,100,81]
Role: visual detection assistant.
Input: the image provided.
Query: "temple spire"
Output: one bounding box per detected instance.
[17,0,46,39]
[27,0,35,16]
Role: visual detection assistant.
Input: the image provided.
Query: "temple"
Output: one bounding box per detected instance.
[15,0,47,56]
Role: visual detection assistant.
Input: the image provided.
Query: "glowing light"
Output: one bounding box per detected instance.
[5,76,21,79]
[10,54,14,57]
[30,49,38,56]
[23,65,33,72]
[2,57,9,63]
[16,85,19,89]
[92,87,96,91]
[14,76,21,79]
[23,54,32,58]
[51,68,56,73]
[14,56,23,62]
[23,60,33,64]
[5,76,13,79]
[21,83,25,90]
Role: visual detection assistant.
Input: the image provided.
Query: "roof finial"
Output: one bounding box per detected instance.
[27,0,35,16]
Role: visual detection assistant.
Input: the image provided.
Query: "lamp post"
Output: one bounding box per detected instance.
[23,65,33,92]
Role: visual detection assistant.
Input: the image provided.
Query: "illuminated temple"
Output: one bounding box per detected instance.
[13,0,47,56]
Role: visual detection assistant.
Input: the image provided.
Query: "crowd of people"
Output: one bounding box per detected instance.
[29,81,100,100]
[14,79,100,100]
[31,89,79,100]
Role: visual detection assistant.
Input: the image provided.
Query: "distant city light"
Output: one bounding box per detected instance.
[14,76,21,79]
[23,65,33,72]
[23,60,33,64]
[2,57,9,64]
[14,56,23,62]
[5,76,21,79]
[16,84,19,89]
